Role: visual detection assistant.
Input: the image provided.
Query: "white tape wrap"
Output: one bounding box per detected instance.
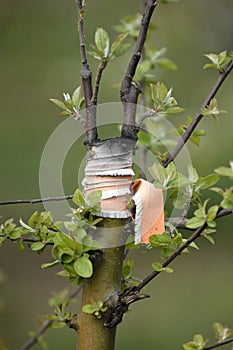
[83,138,136,219]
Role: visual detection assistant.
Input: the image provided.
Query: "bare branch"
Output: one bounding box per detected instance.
[91,61,107,105]
[19,286,82,350]
[76,0,98,144]
[120,0,158,138]
[0,195,73,206]
[163,58,233,168]
[132,206,233,293]
[203,337,233,350]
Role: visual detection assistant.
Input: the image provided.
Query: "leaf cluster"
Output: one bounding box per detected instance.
[204,51,233,73]
[183,322,233,350]
[82,300,108,319]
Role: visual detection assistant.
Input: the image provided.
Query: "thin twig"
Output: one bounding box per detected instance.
[76,0,98,144]
[163,58,233,168]
[120,0,158,138]
[19,286,82,350]
[0,195,73,206]
[91,61,107,105]
[125,206,233,293]
[203,337,233,350]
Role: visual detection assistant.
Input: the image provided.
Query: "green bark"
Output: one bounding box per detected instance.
[77,219,126,350]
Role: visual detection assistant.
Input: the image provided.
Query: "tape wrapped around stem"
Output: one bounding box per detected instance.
[82,137,164,244]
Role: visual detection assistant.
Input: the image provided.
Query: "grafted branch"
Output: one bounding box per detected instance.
[163,58,233,168]
[76,0,98,145]
[120,0,158,139]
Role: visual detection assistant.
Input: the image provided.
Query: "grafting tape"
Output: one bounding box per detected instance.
[83,137,164,244]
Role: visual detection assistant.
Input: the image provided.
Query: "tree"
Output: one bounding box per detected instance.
[0,1,233,350]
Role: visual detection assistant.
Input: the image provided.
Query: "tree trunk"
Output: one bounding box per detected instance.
[77,219,126,350]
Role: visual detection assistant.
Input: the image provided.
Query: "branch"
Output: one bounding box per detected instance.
[19,286,82,350]
[203,337,233,350]
[120,0,158,138]
[0,194,73,206]
[105,207,233,328]
[76,0,98,145]
[91,61,107,105]
[163,58,233,167]
[133,207,233,292]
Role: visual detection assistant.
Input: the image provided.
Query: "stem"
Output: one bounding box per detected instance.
[19,286,81,350]
[120,0,158,139]
[76,0,98,144]
[132,207,233,293]
[203,337,233,350]
[77,219,126,350]
[91,61,107,105]
[0,195,73,206]
[163,58,233,168]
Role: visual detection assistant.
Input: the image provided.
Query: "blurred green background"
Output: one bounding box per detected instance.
[0,0,233,349]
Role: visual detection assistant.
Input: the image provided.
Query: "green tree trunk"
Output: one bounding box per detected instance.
[77,219,126,350]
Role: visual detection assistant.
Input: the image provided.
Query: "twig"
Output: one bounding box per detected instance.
[19,286,82,350]
[105,207,233,328]
[203,337,233,350]
[132,206,233,293]
[120,0,158,138]
[76,0,98,144]
[163,58,233,168]
[0,194,73,206]
[91,61,107,105]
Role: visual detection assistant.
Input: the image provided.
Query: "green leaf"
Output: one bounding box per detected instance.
[95,27,110,58]
[74,257,93,278]
[152,262,163,271]
[82,304,96,314]
[50,99,66,110]
[215,165,233,180]
[156,57,177,71]
[111,32,130,57]
[31,242,46,251]
[164,267,173,273]
[186,217,205,229]
[150,232,171,248]
[41,260,59,269]
[195,174,219,190]
[73,189,86,207]
[72,86,81,106]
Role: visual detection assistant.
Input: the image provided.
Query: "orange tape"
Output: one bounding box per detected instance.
[83,138,164,244]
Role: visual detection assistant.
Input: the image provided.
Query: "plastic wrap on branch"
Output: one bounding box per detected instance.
[82,137,164,243]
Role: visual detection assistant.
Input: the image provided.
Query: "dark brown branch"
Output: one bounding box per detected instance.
[105,207,233,328]
[76,0,98,145]
[0,194,73,206]
[19,286,82,350]
[91,61,107,105]
[120,0,158,139]
[133,206,233,292]
[163,58,233,168]
[203,337,233,350]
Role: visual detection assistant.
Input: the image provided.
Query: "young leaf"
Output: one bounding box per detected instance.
[74,256,93,278]
[95,27,110,58]
[30,242,46,251]
[50,99,66,110]
[73,189,86,207]
[72,86,82,106]
[82,304,96,314]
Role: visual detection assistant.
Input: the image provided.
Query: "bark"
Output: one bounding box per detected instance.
[77,219,126,350]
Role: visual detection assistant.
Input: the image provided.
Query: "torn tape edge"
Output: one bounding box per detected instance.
[132,191,143,244]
